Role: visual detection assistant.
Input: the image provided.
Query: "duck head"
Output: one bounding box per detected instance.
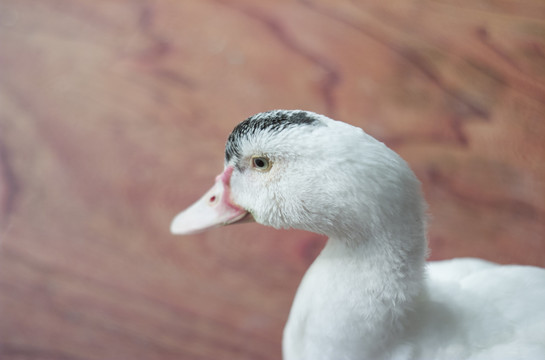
[171,110,426,243]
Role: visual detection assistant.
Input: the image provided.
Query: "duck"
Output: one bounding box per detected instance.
[170,110,545,360]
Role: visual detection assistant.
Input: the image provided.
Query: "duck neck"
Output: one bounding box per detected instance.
[321,226,427,345]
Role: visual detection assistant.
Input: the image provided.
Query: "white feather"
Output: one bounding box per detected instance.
[221,111,545,359]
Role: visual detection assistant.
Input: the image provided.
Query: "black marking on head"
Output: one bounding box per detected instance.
[225,110,322,163]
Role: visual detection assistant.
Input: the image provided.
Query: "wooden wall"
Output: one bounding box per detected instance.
[1,0,544,359]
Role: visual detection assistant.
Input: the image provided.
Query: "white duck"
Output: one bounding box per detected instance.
[171,110,545,360]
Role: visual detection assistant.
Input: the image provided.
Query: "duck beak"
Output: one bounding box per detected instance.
[170,167,253,235]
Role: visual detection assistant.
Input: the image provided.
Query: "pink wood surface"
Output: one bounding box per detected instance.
[1,0,544,359]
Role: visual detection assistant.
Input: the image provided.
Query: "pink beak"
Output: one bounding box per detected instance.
[170,166,252,235]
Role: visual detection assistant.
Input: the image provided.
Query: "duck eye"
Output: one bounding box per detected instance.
[251,156,272,172]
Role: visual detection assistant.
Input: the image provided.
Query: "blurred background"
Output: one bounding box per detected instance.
[1,0,544,359]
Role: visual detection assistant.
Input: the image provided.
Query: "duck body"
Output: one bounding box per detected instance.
[286,254,545,360]
[171,110,545,360]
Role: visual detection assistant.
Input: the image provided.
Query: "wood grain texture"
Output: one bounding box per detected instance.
[1,0,544,359]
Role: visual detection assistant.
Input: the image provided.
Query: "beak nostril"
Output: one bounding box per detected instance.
[171,165,250,235]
